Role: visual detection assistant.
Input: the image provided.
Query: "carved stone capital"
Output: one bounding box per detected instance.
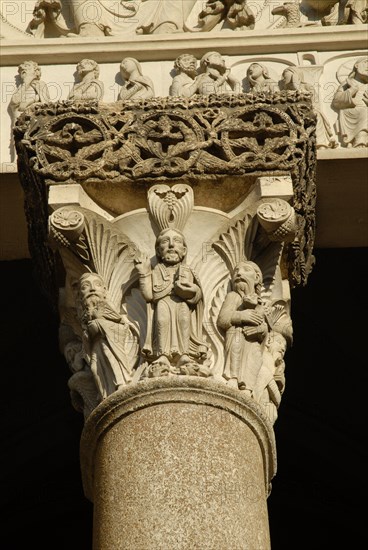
[15,93,316,424]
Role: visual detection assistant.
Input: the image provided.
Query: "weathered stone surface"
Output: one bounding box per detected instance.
[2,0,366,40]
[14,93,317,298]
[81,377,276,550]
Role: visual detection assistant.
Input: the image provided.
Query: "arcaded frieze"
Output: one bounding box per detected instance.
[1,1,367,40]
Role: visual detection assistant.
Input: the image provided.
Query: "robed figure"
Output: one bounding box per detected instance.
[77,272,132,399]
[135,229,207,368]
[217,261,269,393]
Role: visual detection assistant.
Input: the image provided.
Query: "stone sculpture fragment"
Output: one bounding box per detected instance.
[281,65,338,149]
[332,57,368,147]
[9,61,50,123]
[196,51,241,95]
[118,58,155,101]
[68,59,104,101]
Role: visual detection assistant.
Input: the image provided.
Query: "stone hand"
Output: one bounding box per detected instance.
[134,251,151,274]
[239,310,264,325]
[350,85,360,98]
[87,319,100,339]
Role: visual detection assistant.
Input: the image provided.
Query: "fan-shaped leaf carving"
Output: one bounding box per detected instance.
[212,214,259,272]
[83,218,137,309]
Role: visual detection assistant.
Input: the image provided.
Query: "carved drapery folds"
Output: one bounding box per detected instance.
[16,0,368,39]
[15,93,316,423]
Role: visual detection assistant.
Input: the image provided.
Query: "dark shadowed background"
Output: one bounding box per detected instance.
[1,248,367,549]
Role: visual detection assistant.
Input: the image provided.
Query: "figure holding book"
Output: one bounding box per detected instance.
[135,228,207,368]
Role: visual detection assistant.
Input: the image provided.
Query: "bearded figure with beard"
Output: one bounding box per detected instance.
[135,228,207,369]
[76,272,132,399]
[217,261,269,394]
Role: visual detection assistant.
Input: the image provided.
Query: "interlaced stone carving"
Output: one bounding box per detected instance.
[15,94,316,297]
[15,92,315,183]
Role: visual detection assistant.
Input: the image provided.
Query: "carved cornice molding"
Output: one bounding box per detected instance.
[1,26,367,66]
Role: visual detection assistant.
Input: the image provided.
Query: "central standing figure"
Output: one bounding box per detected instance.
[135,229,207,368]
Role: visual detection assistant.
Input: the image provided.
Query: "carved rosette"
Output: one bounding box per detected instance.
[49,208,85,243]
[257,199,296,242]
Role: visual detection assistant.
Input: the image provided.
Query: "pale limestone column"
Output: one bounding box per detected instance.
[81,378,276,550]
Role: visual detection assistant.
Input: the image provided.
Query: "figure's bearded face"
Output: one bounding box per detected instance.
[19,62,39,81]
[232,262,260,294]
[178,55,197,78]
[78,274,107,305]
[156,230,187,265]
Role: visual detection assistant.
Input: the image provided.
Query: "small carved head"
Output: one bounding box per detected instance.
[232,261,263,296]
[155,228,187,265]
[75,273,108,324]
[174,54,198,78]
[282,66,302,87]
[267,332,287,361]
[64,340,84,373]
[247,63,270,83]
[120,57,142,79]
[77,273,107,304]
[200,51,226,74]
[18,61,41,81]
[352,56,368,80]
[76,59,100,78]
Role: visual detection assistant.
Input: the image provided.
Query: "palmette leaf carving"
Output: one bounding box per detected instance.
[192,250,230,377]
[212,220,249,271]
[50,207,138,311]
[83,217,137,309]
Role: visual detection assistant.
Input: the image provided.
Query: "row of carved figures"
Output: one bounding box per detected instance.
[10,55,368,148]
[51,190,296,425]
[24,0,368,39]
